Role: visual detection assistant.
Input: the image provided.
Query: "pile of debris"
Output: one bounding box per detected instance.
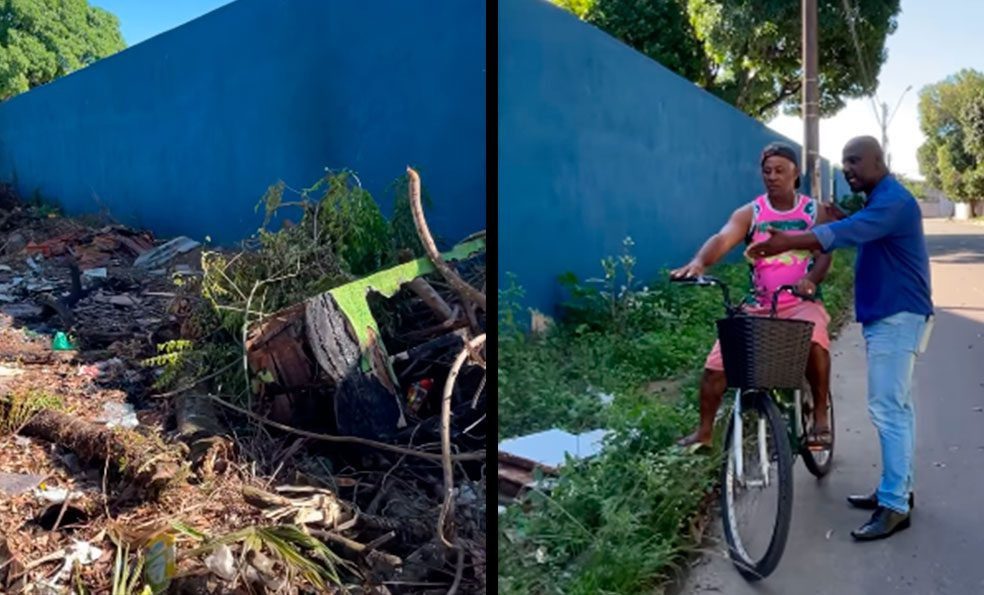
[0,171,486,594]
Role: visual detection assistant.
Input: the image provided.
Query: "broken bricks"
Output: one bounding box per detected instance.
[25,226,154,269]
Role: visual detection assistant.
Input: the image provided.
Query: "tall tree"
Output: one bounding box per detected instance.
[916,69,984,205]
[584,0,710,87]
[551,0,901,121]
[552,0,595,19]
[0,0,125,100]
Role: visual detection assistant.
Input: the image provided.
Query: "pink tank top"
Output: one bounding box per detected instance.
[747,193,818,308]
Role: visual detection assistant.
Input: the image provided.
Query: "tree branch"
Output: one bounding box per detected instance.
[755,79,803,118]
[438,335,486,549]
[200,392,485,463]
[407,167,486,312]
[733,41,754,109]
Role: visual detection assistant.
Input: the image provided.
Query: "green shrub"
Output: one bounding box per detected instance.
[837,192,865,215]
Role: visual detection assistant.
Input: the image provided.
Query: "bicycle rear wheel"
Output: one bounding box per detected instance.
[800,384,835,478]
[720,390,793,581]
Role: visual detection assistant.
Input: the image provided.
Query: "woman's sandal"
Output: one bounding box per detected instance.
[676,432,713,454]
[684,441,713,455]
[806,427,832,450]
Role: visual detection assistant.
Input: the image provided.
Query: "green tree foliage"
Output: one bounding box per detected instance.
[551,0,900,121]
[916,69,984,202]
[583,0,710,86]
[896,173,927,200]
[0,0,125,100]
[552,0,595,19]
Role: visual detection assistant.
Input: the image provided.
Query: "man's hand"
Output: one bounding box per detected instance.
[670,261,705,280]
[794,277,817,299]
[821,202,849,222]
[745,228,791,259]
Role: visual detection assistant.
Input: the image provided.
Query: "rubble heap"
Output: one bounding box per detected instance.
[0,170,486,594]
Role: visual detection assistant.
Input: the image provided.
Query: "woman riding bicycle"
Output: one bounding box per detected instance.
[671,142,833,450]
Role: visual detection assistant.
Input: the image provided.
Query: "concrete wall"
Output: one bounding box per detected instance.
[0,0,486,246]
[499,0,845,314]
[919,193,955,218]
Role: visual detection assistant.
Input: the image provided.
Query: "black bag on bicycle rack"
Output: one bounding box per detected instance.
[716,316,814,390]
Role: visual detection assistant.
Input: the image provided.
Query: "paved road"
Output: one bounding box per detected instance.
[676,219,984,595]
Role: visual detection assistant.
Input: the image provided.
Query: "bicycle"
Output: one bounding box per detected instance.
[672,275,835,580]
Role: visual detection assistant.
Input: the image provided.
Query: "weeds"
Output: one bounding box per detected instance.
[499,447,719,594]
[181,523,353,591]
[109,536,149,595]
[0,390,63,435]
[203,170,436,334]
[141,339,239,393]
[499,250,749,440]
[837,192,866,215]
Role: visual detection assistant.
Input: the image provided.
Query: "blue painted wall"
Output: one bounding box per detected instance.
[499,0,845,315]
[0,0,485,246]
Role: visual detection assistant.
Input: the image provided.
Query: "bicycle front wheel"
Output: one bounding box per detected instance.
[720,391,794,581]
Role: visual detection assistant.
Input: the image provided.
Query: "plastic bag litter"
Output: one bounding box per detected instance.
[98,402,139,429]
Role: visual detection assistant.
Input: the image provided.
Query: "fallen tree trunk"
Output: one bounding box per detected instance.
[176,391,225,441]
[305,292,405,439]
[14,408,182,498]
[176,391,231,479]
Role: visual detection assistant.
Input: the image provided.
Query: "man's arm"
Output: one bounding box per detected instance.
[750,194,906,257]
[746,227,822,257]
[671,204,753,278]
[819,201,848,224]
[812,194,906,251]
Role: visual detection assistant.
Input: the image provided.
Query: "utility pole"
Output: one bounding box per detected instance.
[880,102,890,159]
[802,0,821,201]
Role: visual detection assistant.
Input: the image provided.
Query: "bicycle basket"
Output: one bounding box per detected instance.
[716,315,814,390]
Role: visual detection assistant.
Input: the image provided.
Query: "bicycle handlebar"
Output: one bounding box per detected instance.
[669,274,722,287]
[770,284,816,316]
[670,275,735,316]
[671,276,815,318]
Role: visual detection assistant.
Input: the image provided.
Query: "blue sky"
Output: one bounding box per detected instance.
[769,0,984,179]
[91,1,235,46]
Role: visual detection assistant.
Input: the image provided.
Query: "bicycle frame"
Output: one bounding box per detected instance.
[673,273,831,580]
[671,275,811,486]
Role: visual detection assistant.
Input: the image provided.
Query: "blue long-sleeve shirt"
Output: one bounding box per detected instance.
[812,175,933,324]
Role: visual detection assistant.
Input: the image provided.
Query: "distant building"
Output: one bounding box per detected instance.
[919,186,955,218]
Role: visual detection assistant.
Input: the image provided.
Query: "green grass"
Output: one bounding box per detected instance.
[498,248,856,595]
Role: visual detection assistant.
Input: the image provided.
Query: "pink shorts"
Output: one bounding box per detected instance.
[704,300,831,372]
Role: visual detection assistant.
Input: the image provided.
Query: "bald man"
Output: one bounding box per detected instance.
[749,136,933,541]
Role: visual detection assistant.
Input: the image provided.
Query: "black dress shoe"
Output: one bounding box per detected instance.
[851,506,911,541]
[846,491,914,510]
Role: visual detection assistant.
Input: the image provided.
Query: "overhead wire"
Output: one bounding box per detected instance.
[840,0,884,125]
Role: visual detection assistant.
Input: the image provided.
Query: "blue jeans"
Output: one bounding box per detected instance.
[862,311,929,514]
